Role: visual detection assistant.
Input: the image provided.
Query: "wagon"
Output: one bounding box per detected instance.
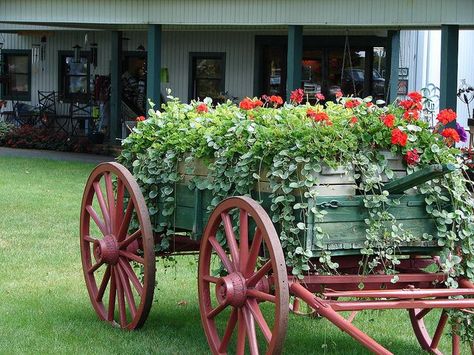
[80,159,474,355]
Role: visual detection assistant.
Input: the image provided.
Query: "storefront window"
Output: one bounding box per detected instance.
[190,53,225,101]
[1,50,31,101]
[59,52,90,102]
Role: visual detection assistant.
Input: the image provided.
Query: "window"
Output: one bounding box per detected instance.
[1,50,31,101]
[58,52,90,102]
[189,53,225,102]
[122,52,147,116]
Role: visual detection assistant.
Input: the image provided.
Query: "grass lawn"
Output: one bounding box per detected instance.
[0,156,469,354]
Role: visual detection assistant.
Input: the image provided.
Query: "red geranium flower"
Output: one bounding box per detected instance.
[404,149,420,166]
[136,115,146,121]
[344,99,361,109]
[253,99,263,107]
[269,95,283,106]
[307,109,331,125]
[315,93,325,101]
[196,103,208,113]
[290,88,304,104]
[403,109,419,121]
[382,114,395,128]
[399,99,414,111]
[366,102,374,108]
[408,92,423,103]
[441,128,460,145]
[391,128,408,147]
[335,91,343,99]
[239,97,254,110]
[350,116,358,125]
[437,109,457,125]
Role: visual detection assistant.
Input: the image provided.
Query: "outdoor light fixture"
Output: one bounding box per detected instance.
[137,44,145,51]
[40,35,47,62]
[161,68,169,83]
[73,44,81,63]
[90,42,98,68]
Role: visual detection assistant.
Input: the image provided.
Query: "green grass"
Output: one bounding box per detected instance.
[0,156,469,354]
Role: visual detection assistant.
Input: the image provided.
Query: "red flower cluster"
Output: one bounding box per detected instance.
[382,114,395,128]
[344,99,361,109]
[239,97,263,110]
[196,103,208,113]
[315,93,325,101]
[270,95,283,106]
[307,109,332,125]
[404,149,420,166]
[398,91,423,120]
[335,91,343,99]
[391,128,408,147]
[441,128,460,145]
[136,115,146,121]
[350,116,358,125]
[290,89,304,104]
[436,109,457,125]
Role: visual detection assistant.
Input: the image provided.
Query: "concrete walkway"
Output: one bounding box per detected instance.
[0,147,114,164]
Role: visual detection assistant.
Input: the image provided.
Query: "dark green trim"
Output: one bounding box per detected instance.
[440,25,459,122]
[110,31,122,143]
[147,24,162,110]
[387,30,400,104]
[286,25,303,99]
[188,52,226,102]
[1,49,32,101]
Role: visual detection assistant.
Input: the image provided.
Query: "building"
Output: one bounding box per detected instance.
[0,0,472,142]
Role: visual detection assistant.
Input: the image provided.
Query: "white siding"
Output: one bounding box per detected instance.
[0,0,473,27]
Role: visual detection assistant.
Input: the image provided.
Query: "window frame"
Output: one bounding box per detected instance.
[1,49,32,101]
[58,50,91,103]
[188,52,226,102]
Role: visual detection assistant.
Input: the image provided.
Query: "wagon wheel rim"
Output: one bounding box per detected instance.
[80,162,155,330]
[409,307,473,355]
[198,196,289,355]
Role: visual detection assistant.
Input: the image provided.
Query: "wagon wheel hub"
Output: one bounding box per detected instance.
[93,235,119,265]
[216,272,247,307]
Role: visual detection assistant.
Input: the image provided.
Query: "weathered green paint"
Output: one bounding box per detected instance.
[109,31,122,143]
[147,24,162,111]
[286,25,303,100]
[383,164,456,194]
[387,30,400,104]
[439,24,459,121]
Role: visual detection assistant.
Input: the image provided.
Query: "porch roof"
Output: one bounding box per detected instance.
[0,0,473,29]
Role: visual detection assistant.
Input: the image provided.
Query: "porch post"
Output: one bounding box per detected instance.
[439,25,459,118]
[110,31,122,143]
[387,30,400,104]
[147,24,162,111]
[286,25,303,100]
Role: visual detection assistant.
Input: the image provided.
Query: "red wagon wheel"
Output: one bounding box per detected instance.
[198,196,289,355]
[80,162,155,330]
[409,307,473,355]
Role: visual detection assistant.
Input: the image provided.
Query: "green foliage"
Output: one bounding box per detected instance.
[119,96,473,298]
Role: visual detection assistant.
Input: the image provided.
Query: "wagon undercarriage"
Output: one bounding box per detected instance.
[80,162,474,355]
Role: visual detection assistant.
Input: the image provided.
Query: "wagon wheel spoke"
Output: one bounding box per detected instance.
[218,307,238,353]
[107,267,117,322]
[96,265,111,302]
[119,229,142,249]
[242,305,259,355]
[114,269,128,327]
[86,205,107,236]
[239,210,249,271]
[93,181,111,234]
[431,311,448,349]
[247,299,272,343]
[247,289,275,303]
[116,263,137,319]
[221,212,240,268]
[208,236,234,273]
[207,302,228,319]
[246,260,272,287]
[104,172,116,235]
[236,309,246,355]
[117,199,134,242]
[81,163,155,330]
[245,228,262,277]
[202,275,219,284]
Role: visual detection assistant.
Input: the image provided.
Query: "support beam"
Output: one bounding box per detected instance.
[387,30,400,104]
[110,31,122,143]
[286,25,303,100]
[439,25,459,119]
[147,24,162,111]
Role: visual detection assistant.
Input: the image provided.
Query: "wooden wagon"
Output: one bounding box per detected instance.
[80,160,474,355]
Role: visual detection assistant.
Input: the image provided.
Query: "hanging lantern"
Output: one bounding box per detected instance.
[137,44,145,51]
[73,44,82,63]
[90,42,98,68]
[40,35,47,62]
